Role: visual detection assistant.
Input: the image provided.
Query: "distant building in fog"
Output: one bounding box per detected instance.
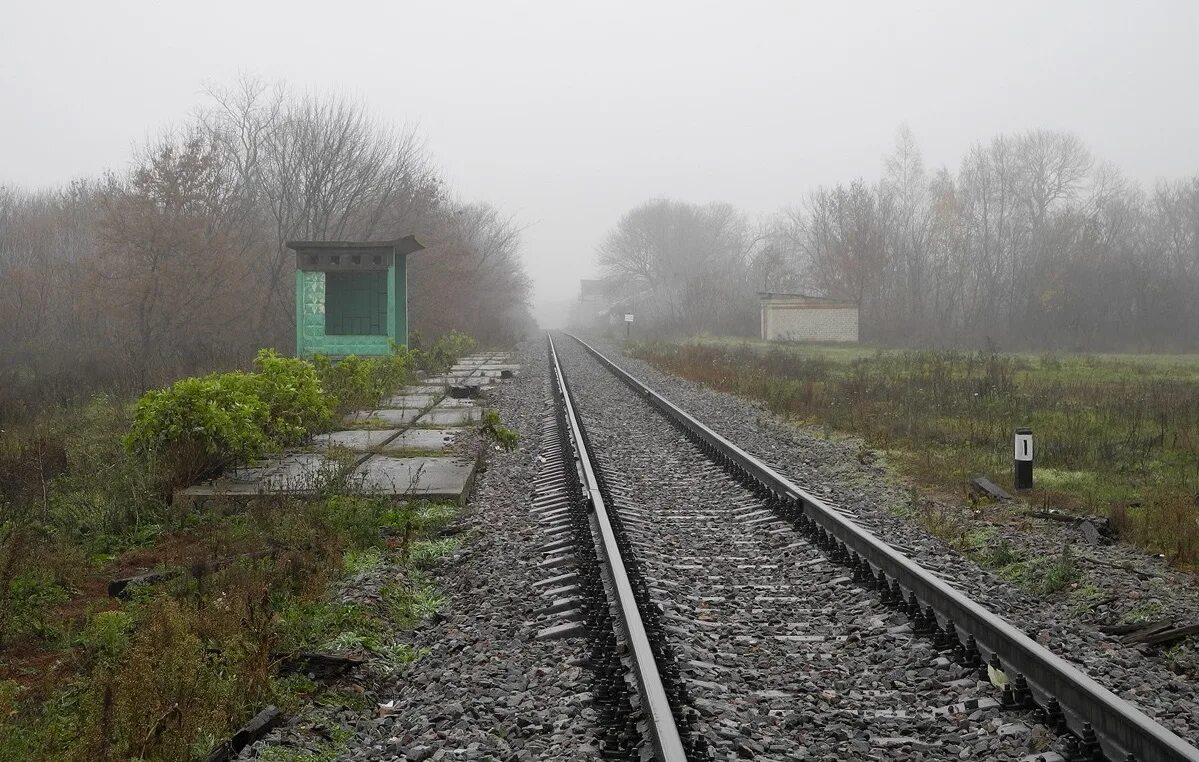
[759,292,859,343]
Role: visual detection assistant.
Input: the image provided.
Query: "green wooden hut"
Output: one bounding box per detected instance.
[288,236,425,357]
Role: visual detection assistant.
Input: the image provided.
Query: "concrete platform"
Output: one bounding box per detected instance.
[352,456,476,503]
[353,408,422,426]
[435,398,478,408]
[381,393,438,408]
[418,407,482,426]
[178,452,339,501]
[387,428,460,451]
[311,428,405,453]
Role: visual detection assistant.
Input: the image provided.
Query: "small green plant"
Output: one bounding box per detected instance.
[382,575,445,628]
[479,410,518,451]
[1035,543,1081,595]
[76,610,135,661]
[981,538,1025,568]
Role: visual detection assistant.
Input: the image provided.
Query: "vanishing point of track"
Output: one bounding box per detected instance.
[540,332,1199,762]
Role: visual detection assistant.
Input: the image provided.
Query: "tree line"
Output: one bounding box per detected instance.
[594,126,1199,351]
[0,77,533,421]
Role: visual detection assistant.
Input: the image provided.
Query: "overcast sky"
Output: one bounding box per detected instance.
[3,1,1198,321]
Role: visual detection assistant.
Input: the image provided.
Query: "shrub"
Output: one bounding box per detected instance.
[413,330,477,375]
[124,372,272,490]
[313,348,415,415]
[253,349,333,443]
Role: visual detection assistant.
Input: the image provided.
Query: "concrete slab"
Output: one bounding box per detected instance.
[435,398,478,409]
[387,428,460,451]
[418,407,482,426]
[259,453,340,490]
[357,408,423,425]
[312,429,405,452]
[352,456,476,503]
[180,453,339,499]
[381,393,438,408]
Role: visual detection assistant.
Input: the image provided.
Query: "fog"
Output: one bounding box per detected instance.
[3,0,1198,328]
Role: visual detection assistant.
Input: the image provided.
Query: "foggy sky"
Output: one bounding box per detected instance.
[3,1,1198,324]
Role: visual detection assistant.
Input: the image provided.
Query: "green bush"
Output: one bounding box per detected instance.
[313,347,415,415]
[253,349,333,444]
[412,330,477,375]
[124,372,272,489]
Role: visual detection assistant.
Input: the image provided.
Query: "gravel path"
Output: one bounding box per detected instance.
[580,335,1199,748]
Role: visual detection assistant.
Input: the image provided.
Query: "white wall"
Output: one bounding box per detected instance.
[763,305,859,342]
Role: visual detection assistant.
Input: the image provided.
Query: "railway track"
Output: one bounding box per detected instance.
[538,332,1199,762]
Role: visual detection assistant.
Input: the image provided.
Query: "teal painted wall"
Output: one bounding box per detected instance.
[295,256,408,357]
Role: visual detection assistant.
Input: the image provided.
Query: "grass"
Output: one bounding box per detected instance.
[630,338,1199,569]
[0,390,467,761]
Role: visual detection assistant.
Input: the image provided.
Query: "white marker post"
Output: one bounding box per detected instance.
[624,313,634,339]
[1014,427,1033,490]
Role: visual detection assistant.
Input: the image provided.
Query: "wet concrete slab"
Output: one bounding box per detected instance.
[311,429,405,452]
[434,398,478,408]
[387,428,459,451]
[179,452,339,499]
[352,456,476,503]
[417,407,482,426]
[353,408,423,425]
[381,393,438,408]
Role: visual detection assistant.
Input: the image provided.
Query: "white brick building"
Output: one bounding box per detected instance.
[759,292,859,343]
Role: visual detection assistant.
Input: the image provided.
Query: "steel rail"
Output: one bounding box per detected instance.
[565,332,1199,762]
[547,335,688,762]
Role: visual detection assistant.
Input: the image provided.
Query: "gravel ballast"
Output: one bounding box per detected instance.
[578,334,1199,749]
[556,335,1066,760]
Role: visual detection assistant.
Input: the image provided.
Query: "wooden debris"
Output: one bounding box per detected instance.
[1077,554,1156,581]
[277,652,365,680]
[1023,509,1076,523]
[970,475,1012,502]
[108,548,277,598]
[201,705,281,762]
[1099,620,1170,637]
[1099,620,1199,648]
[448,384,483,399]
[107,569,182,598]
[1136,623,1199,648]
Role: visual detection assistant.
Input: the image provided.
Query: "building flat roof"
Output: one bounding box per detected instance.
[758,291,858,306]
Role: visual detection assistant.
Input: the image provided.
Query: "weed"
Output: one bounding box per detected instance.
[479,409,518,451]
[382,575,445,628]
[1120,599,1166,624]
[343,548,384,575]
[408,537,462,568]
[1035,544,1081,595]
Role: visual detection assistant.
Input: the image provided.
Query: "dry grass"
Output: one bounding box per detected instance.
[631,340,1199,568]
